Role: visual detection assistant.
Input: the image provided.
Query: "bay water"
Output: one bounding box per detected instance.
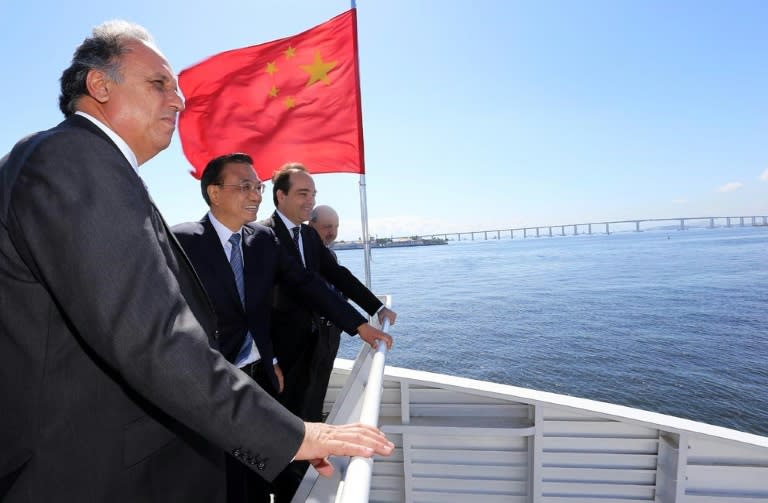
[334,226,768,436]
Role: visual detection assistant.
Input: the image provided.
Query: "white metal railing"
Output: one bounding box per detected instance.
[337,318,390,503]
[290,297,391,503]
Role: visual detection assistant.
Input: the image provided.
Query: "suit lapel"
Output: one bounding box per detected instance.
[300,224,315,272]
[201,216,243,311]
[67,116,219,331]
[66,115,143,187]
[242,226,261,310]
[152,205,218,333]
[272,212,303,265]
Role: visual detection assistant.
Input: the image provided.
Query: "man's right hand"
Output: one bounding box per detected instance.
[273,363,285,393]
[294,422,394,477]
[356,324,393,350]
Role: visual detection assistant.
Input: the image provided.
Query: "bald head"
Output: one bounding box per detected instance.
[309,205,339,247]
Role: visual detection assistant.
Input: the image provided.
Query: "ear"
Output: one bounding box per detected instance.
[85,69,110,104]
[207,184,220,206]
[276,189,286,206]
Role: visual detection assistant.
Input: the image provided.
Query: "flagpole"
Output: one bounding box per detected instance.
[350,0,373,289]
[359,177,372,289]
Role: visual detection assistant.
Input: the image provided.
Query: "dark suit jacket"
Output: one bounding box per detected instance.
[0,115,303,502]
[171,216,367,392]
[260,212,383,375]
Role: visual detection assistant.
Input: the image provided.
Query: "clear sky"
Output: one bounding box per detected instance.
[1,0,766,241]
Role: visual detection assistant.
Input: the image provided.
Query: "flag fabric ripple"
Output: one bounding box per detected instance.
[178,9,364,180]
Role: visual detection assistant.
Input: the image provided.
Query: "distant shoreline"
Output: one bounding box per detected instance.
[333,237,448,250]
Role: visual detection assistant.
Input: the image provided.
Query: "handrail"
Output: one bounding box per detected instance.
[337,318,390,503]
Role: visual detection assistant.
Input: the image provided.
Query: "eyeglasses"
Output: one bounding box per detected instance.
[216,181,265,194]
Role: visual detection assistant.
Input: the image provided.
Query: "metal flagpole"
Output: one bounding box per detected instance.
[350,0,372,288]
[359,175,372,289]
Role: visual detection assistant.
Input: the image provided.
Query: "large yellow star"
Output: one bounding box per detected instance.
[268,85,279,98]
[266,61,278,75]
[284,96,296,109]
[300,51,337,87]
[284,45,296,59]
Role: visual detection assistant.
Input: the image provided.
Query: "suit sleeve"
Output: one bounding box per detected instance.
[273,232,367,334]
[311,229,383,316]
[7,131,303,480]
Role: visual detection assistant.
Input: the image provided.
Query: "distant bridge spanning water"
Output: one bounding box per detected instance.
[406,215,768,242]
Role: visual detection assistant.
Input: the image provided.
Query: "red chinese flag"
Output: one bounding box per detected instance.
[178,9,364,179]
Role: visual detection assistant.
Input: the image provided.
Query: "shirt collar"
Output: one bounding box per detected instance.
[75,111,139,173]
[276,209,300,231]
[208,211,243,250]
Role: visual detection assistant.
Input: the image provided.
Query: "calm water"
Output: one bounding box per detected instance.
[334,226,768,436]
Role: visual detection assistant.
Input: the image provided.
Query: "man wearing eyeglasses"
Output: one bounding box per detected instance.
[171,153,392,503]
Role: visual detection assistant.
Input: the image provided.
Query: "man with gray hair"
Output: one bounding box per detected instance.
[309,205,340,248]
[307,204,345,421]
[0,21,392,502]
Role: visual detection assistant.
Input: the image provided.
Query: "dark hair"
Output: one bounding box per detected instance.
[200,153,254,205]
[59,20,154,117]
[271,162,308,207]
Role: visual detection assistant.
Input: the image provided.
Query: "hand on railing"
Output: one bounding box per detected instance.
[356,321,392,350]
[295,422,394,477]
[377,306,397,327]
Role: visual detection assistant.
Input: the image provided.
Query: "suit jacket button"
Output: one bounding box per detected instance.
[213,330,220,340]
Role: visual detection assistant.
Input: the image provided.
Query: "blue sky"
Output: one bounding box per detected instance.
[1,0,766,240]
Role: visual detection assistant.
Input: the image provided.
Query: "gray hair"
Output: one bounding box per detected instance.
[310,205,337,223]
[58,20,155,116]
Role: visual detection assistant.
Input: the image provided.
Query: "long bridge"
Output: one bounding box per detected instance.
[409,215,768,242]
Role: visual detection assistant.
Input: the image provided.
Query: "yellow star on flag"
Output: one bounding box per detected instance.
[268,85,279,98]
[284,45,296,59]
[266,61,278,75]
[300,51,337,87]
[284,96,296,109]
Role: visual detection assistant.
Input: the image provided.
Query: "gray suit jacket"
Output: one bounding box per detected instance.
[0,115,303,502]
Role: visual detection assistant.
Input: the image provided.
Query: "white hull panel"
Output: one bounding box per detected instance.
[294,353,768,503]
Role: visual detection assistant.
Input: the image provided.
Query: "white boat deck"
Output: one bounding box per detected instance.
[294,350,768,503]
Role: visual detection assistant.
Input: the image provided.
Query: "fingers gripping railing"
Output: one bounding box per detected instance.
[337,318,390,503]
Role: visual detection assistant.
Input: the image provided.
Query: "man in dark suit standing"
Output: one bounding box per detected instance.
[0,21,393,503]
[261,163,398,500]
[262,163,398,421]
[308,205,346,422]
[172,153,393,502]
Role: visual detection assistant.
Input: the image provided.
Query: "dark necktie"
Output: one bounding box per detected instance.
[228,233,245,305]
[291,226,301,252]
[291,226,306,267]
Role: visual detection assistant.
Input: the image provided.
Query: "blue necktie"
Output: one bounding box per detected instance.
[228,233,245,305]
[229,233,258,367]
